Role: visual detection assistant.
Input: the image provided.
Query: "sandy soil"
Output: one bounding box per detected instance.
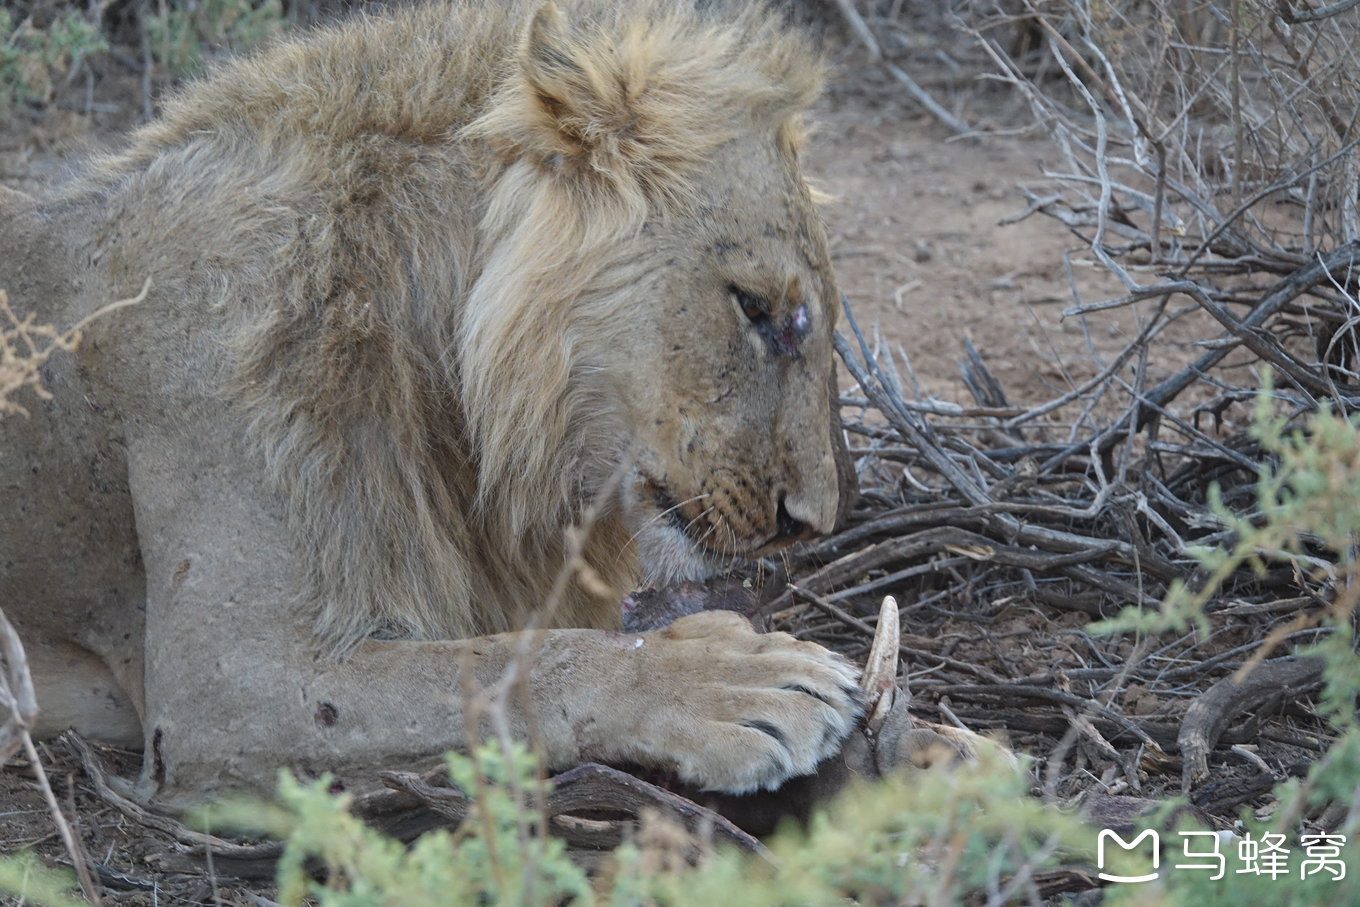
[811,73,1115,401]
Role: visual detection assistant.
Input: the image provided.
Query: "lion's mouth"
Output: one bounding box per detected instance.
[642,477,756,558]
[647,480,696,539]
[639,472,816,566]
[630,473,724,584]
[642,475,806,560]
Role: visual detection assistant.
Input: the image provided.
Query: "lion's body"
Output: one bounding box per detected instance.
[0,0,860,802]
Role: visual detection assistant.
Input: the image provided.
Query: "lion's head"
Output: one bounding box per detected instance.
[462,1,842,588]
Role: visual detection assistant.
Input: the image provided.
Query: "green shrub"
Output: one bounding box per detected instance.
[205,743,595,906]
[0,9,107,108]
[614,747,1093,906]
[0,851,82,907]
[146,0,284,75]
[191,742,1095,906]
[1100,375,1360,904]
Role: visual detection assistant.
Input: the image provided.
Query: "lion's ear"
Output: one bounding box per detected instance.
[468,2,821,194]
[523,3,574,117]
[518,2,644,165]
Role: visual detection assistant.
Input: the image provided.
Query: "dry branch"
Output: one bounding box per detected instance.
[1178,656,1324,793]
[0,608,38,765]
[0,281,147,416]
[1,618,102,903]
[378,761,766,857]
[830,0,972,135]
[781,0,1358,834]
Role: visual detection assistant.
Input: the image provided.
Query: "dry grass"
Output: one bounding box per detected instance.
[0,282,146,417]
[0,289,80,417]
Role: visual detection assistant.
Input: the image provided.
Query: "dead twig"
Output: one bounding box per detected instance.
[1,280,150,416]
[1179,657,1325,793]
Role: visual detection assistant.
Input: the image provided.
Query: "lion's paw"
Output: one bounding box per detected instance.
[623,611,864,794]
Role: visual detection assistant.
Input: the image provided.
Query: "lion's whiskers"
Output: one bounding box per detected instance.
[688,505,722,548]
[619,490,712,554]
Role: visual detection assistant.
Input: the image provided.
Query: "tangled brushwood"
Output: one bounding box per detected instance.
[0,290,78,418]
[776,0,1360,852]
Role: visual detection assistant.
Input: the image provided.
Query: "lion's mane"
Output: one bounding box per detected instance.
[69,0,823,647]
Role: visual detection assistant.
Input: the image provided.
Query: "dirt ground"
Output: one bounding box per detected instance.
[810,78,1114,401]
[0,24,1327,907]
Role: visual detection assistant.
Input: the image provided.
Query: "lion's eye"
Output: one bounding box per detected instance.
[730,286,807,358]
[731,287,769,326]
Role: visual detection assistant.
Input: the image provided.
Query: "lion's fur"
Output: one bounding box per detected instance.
[55,0,828,648]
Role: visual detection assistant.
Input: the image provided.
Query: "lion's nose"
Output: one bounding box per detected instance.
[772,495,818,545]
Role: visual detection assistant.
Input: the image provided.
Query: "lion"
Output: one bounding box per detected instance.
[0,0,863,806]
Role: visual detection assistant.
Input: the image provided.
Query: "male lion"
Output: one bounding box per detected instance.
[0,0,862,805]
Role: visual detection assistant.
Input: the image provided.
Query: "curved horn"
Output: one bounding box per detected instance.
[861,595,901,734]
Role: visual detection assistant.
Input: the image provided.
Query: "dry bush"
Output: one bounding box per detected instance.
[819,0,1360,655]
[0,289,80,417]
[958,0,1360,561]
[0,284,145,416]
[794,0,1360,842]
